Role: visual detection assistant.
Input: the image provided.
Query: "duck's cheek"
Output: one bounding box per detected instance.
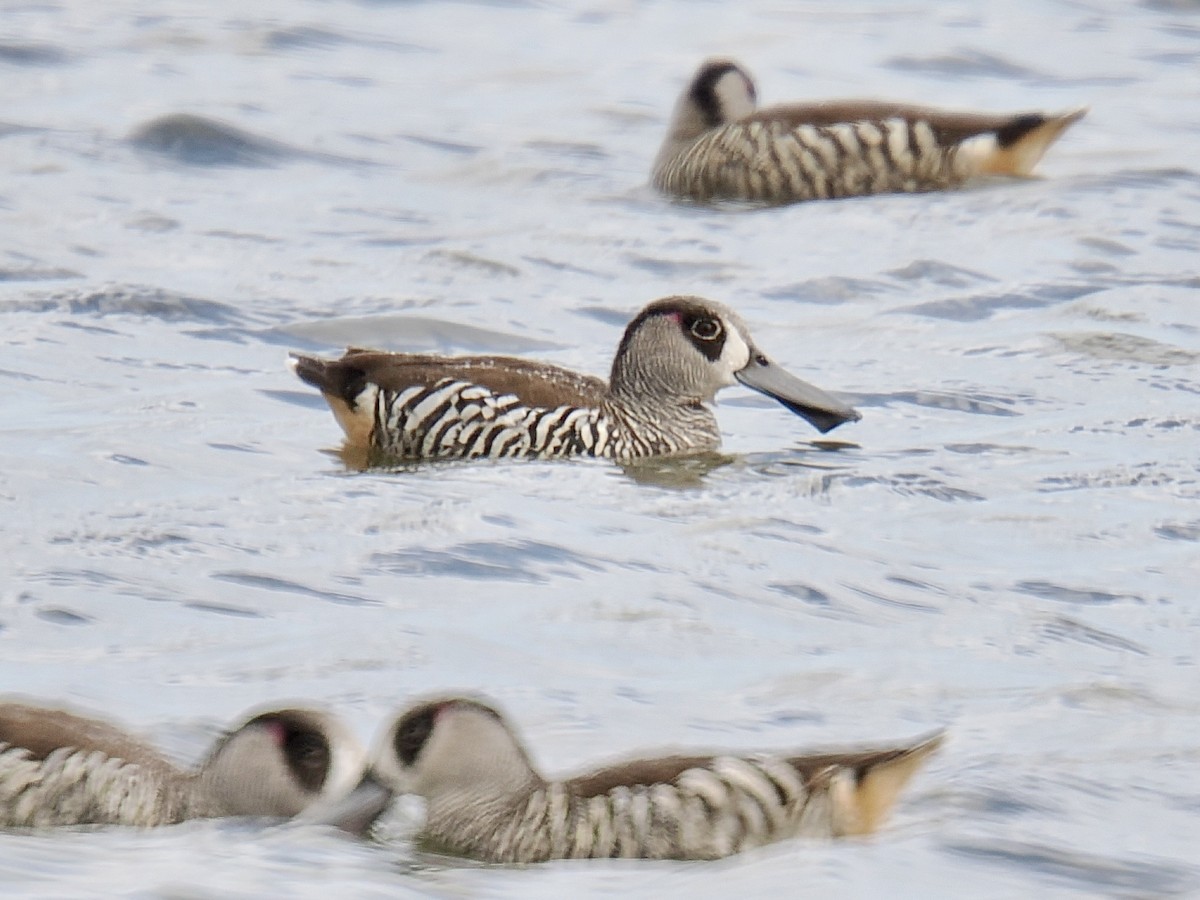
[718,329,752,384]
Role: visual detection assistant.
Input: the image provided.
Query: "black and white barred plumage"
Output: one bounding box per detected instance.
[289,296,860,464]
[351,696,943,863]
[653,59,1086,205]
[0,702,369,829]
[366,379,714,461]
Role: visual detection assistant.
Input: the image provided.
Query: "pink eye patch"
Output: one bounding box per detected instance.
[260,718,288,746]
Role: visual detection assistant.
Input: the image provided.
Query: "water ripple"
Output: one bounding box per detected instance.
[276,314,565,353]
[763,275,889,304]
[1,284,247,323]
[35,608,93,626]
[898,282,1104,321]
[1015,581,1146,605]
[1155,521,1200,541]
[1040,615,1149,655]
[862,390,1022,417]
[262,25,353,51]
[129,114,299,167]
[129,113,379,168]
[370,540,608,583]
[0,266,81,282]
[1050,331,1200,365]
[886,259,998,287]
[0,41,70,66]
[211,572,377,606]
[942,838,1200,896]
[841,472,986,502]
[885,48,1040,79]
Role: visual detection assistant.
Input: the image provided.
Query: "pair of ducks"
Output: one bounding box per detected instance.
[1,695,941,862]
[291,60,1084,461]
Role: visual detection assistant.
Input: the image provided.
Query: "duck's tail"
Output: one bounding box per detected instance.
[968,107,1088,177]
[288,352,376,448]
[826,731,945,836]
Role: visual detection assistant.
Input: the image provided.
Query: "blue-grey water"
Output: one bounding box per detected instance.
[2,0,1198,896]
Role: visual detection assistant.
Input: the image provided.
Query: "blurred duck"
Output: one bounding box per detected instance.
[342,695,943,862]
[653,58,1086,205]
[0,700,371,830]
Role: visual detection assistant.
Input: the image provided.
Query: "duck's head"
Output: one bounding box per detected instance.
[610,296,860,434]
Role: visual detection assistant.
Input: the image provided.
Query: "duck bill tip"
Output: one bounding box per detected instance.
[735,361,860,434]
[302,773,393,836]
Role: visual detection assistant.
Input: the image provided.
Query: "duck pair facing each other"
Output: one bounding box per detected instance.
[653,58,1087,205]
[2,696,941,863]
[335,695,943,863]
[289,296,860,464]
[0,701,368,830]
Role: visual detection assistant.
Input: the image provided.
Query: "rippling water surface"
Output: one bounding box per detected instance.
[2,0,1198,896]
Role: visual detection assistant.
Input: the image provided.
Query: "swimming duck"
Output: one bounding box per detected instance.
[653,58,1086,205]
[288,296,859,462]
[0,701,370,829]
[347,695,943,862]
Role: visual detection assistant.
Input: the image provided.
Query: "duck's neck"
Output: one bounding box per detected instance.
[422,779,547,863]
[185,768,241,819]
[599,391,721,460]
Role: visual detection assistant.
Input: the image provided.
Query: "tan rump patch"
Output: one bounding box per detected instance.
[326,392,375,449]
[978,108,1088,177]
[841,732,944,835]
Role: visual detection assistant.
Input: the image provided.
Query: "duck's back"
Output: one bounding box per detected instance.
[291,350,609,461]
[0,703,184,827]
[301,351,606,409]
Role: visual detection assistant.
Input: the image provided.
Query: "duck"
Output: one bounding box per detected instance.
[653,58,1087,205]
[0,700,372,830]
[341,695,943,862]
[288,296,860,463]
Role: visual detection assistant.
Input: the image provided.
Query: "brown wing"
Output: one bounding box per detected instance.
[0,702,178,775]
[785,735,941,781]
[748,100,1039,145]
[564,732,944,800]
[564,754,719,798]
[292,349,607,411]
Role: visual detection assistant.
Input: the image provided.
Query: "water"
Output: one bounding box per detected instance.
[1,0,1198,896]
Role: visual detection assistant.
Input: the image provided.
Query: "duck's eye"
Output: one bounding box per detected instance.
[690,317,722,341]
[289,732,324,763]
[395,709,436,766]
[283,729,330,791]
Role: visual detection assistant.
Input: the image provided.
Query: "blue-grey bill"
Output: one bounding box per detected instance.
[735,357,861,434]
[302,773,393,836]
